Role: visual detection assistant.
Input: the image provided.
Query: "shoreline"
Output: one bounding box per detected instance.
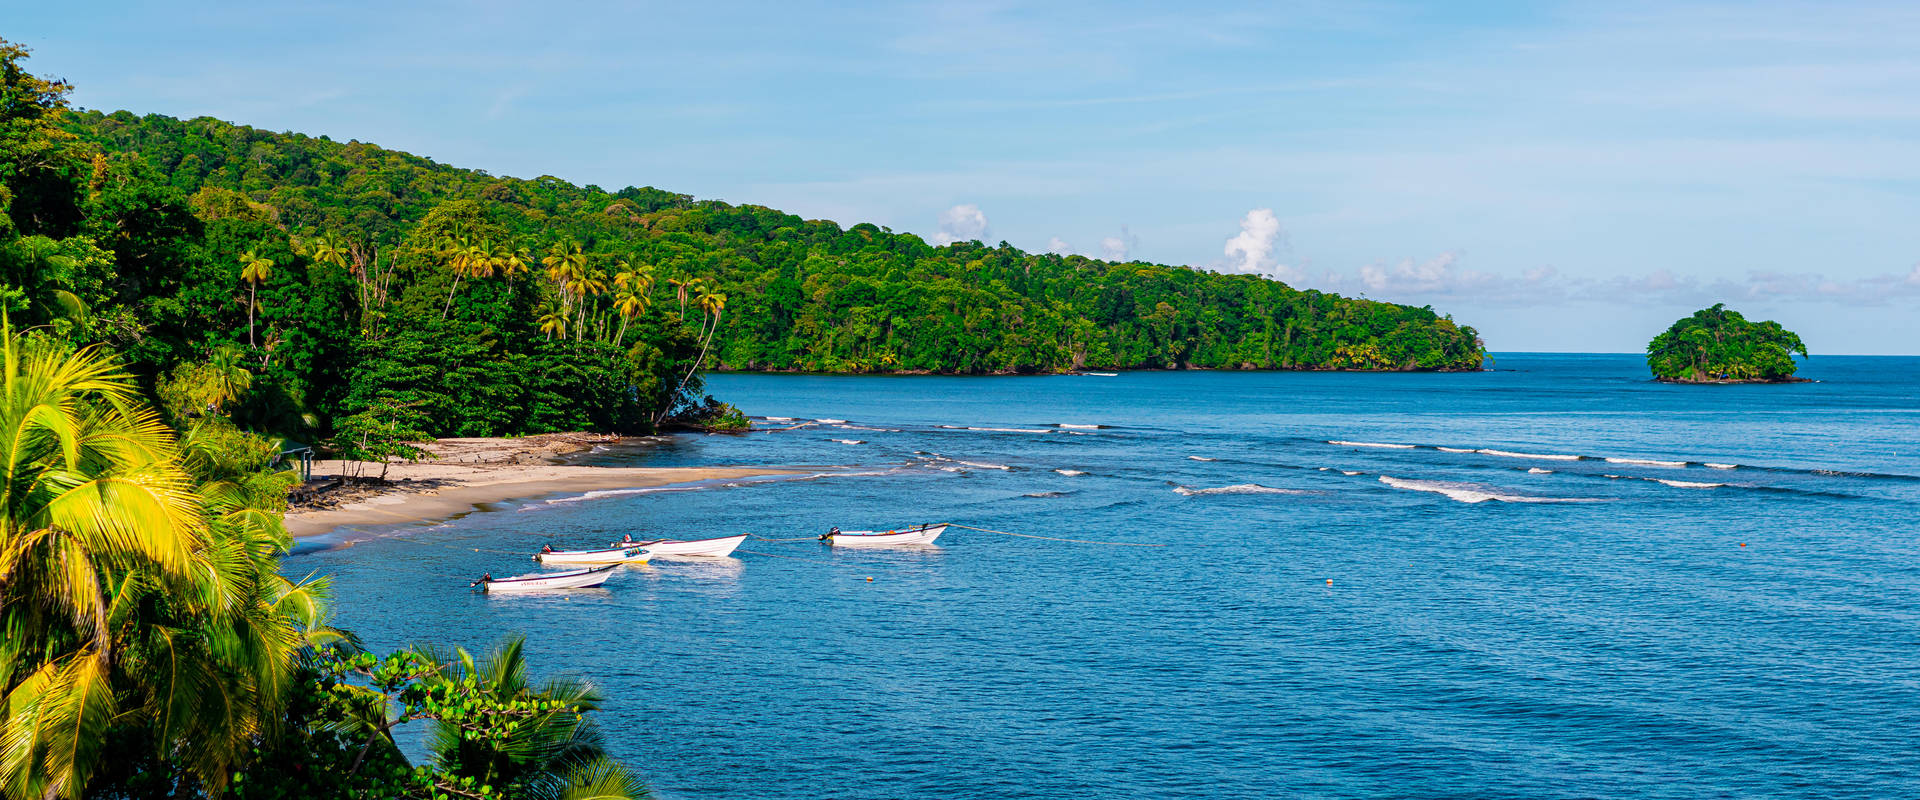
[283,434,794,538]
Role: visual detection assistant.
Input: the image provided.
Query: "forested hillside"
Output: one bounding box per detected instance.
[11,39,1480,444]
[68,110,1484,382]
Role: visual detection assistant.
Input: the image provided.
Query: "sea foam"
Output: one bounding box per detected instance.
[1378,476,1590,504]
[1174,484,1306,496]
[1477,449,1582,461]
[1606,457,1688,467]
[1055,469,1088,476]
[1329,440,1416,449]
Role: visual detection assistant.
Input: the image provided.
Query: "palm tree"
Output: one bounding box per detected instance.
[572,267,609,341]
[0,327,322,799]
[541,242,588,315]
[535,303,568,341]
[410,636,644,798]
[611,288,649,348]
[657,289,727,425]
[239,250,274,347]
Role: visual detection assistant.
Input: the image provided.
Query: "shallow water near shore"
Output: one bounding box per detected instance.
[293,353,1920,799]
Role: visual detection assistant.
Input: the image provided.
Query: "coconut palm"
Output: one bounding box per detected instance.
[536,303,568,341]
[572,267,609,341]
[239,250,274,347]
[656,289,726,426]
[0,327,323,799]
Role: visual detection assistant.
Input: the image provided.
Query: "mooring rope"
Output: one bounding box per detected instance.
[947,523,1166,547]
[748,534,823,543]
[736,548,844,566]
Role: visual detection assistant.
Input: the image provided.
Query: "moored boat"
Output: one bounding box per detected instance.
[824,523,947,547]
[607,533,747,558]
[534,546,652,565]
[474,564,617,593]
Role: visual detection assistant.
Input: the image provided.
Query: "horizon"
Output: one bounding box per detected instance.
[16,1,1920,355]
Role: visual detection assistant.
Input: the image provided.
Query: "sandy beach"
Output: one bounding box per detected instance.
[284,434,792,537]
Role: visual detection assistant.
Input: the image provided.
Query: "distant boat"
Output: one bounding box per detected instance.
[608,534,747,558]
[475,564,617,592]
[534,546,652,565]
[825,523,947,547]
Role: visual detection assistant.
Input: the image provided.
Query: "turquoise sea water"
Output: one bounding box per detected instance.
[294,354,1920,799]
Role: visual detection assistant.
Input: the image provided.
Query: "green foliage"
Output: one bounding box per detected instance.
[64,106,1484,383]
[1645,303,1808,382]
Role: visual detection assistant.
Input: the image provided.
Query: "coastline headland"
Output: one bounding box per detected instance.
[285,434,792,537]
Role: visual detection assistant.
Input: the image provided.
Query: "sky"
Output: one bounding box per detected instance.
[14,1,1920,353]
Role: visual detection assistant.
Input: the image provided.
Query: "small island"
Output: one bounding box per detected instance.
[1646,304,1809,383]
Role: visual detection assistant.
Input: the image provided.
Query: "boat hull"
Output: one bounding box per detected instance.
[535,547,651,565]
[610,534,746,558]
[482,565,616,592]
[828,524,947,547]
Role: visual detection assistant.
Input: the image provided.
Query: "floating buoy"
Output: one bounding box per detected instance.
[1740,543,1747,547]
[1326,579,1333,586]
[866,576,874,582]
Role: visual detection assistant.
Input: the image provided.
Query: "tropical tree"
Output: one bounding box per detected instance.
[239,249,273,347]
[535,302,568,340]
[0,327,322,799]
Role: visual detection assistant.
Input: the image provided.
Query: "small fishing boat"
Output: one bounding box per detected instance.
[824,523,947,547]
[474,565,617,593]
[533,546,652,565]
[607,533,747,558]
[1072,372,1119,377]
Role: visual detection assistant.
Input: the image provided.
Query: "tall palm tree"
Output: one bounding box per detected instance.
[572,268,609,341]
[0,327,321,799]
[611,289,649,348]
[535,303,568,341]
[239,250,274,347]
[657,289,726,426]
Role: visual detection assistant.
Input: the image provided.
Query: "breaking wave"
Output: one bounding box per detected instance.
[1024,491,1068,498]
[1174,484,1309,496]
[1528,468,1554,474]
[955,460,1012,471]
[1054,469,1088,476]
[1056,423,1105,429]
[1188,456,1217,461]
[1705,463,1738,470]
[1606,457,1688,467]
[1477,449,1583,461]
[830,439,865,445]
[1658,479,1725,489]
[815,418,847,424]
[1436,447,1475,453]
[1378,476,1593,504]
[1329,440,1416,449]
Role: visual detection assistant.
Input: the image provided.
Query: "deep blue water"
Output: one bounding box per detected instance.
[294,354,1920,799]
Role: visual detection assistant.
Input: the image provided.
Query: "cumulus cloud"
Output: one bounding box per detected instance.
[929,203,989,245]
[1223,208,1284,273]
[1100,227,1138,260]
[1047,236,1072,255]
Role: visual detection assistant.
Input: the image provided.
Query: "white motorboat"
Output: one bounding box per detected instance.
[534,546,652,565]
[606,534,746,558]
[824,523,947,547]
[475,564,617,593]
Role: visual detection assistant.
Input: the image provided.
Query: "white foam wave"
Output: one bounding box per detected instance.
[1436,447,1475,453]
[1329,440,1415,449]
[1024,491,1067,498]
[543,485,704,505]
[1056,423,1103,429]
[1528,468,1554,474]
[1174,484,1306,496]
[814,418,847,424]
[1054,469,1087,476]
[1606,457,1688,467]
[955,460,1012,470]
[1341,470,1362,476]
[1188,456,1217,461]
[830,439,865,445]
[967,426,1054,434]
[838,425,900,432]
[1658,479,1724,489]
[1705,463,1738,470]
[1477,449,1582,461]
[1378,476,1590,504]
[763,416,795,421]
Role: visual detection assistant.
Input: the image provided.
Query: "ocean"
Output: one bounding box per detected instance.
[293,353,1920,799]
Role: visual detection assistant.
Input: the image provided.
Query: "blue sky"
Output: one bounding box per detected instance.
[16,1,1920,353]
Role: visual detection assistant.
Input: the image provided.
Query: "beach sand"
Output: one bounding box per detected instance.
[284,434,791,537]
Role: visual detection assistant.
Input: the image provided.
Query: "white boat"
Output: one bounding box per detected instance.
[1078,372,1118,377]
[475,565,617,593]
[825,523,947,547]
[607,534,746,558]
[534,546,652,565]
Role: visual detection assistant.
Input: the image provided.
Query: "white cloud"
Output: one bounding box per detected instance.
[1047,236,1072,255]
[1222,208,1283,273]
[929,203,989,246]
[1100,227,1138,260]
